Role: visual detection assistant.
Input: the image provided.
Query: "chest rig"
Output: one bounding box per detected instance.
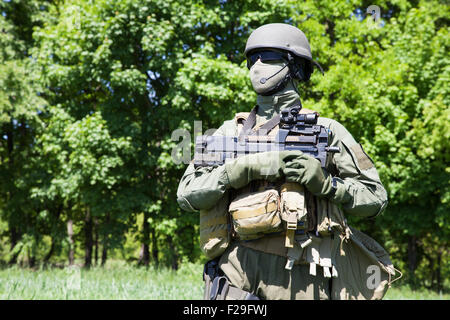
[229,106,343,278]
[198,106,401,299]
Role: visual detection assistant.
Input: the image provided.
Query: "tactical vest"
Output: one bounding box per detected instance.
[199,109,401,299]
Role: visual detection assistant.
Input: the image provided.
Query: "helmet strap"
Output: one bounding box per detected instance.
[290,77,301,96]
[286,52,309,82]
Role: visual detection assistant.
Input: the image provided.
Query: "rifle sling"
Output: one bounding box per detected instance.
[239,105,281,139]
[239,105,258,139]
[239,103,309,138]
[254,114,280,135]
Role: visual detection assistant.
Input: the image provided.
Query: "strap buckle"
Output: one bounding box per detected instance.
[210,276,229,300]
[286,211,297,230]
[285,257,295,270]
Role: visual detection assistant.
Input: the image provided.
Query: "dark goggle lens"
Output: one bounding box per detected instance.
[247,51,287,69]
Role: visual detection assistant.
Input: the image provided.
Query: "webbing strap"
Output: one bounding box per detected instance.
[239,105,258,139]
[305,236,338,278]
[203,259,220,300]
[208,275,260,300]
[285,229,295,248]
[200,216,228,229]
[254,114,280,135]
[210,276,229,300]
[230,202,278,220]
[238,105,282,139]
[285,245,302,270]
[237,104,317,139]
[200,229,228,242]
[227,286,260,300]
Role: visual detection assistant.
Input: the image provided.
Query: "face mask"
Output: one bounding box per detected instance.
[249,60,290,95]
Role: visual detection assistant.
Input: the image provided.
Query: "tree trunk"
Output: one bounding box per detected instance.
[436,252,442,292]
[167,235,178,270]
[94,219,99,266]
[101,244,107,266]
[139,212,150,266]
[28,246,36,268]
[67,219,74,266]
[84,207,93,268]
[138,244,144,262]
[44,237,55,264]
[6,121,19,265]
[8,227,21,265]
[45,204,62,265]
[101,213,109,266]
[151,227,158,266]
[428,255,435,290]
[408,235,418,286]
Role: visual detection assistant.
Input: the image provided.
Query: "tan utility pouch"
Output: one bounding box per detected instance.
[279,182,313,269]
[229,188,282,241]
[280,182,308,247]
[199,191,231,260]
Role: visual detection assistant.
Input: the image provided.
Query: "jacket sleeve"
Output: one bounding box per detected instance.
[177,162,230,212]
[176,120,235,212]
[328,120,388,218]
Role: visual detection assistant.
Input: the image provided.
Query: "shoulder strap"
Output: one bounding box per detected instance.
[234,112,250,123]
[238,105,258,139]
[237,105,318,138]
[253,105,317,135]
[254,114,280,135]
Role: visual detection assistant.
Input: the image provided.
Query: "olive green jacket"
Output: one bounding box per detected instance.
[177,89,388,218]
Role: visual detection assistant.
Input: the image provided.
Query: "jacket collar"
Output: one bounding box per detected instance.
[255,82,301,126]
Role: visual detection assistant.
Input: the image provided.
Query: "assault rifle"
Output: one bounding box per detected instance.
[193,105,340,168]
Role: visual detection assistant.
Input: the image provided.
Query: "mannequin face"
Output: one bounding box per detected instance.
[249,59,290,95]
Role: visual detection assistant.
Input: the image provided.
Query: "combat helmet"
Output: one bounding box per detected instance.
[244,23,323,82]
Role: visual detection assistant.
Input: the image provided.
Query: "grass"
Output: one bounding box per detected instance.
[0,261,204,300]
[384,285,449,300]
[0,261,447,300]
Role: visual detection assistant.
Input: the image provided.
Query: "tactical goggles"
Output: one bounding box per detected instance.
[246,50,289,69]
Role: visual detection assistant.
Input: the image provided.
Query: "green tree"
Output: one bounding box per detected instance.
[31,0,296,267]
[0,3,47,265]
[291,0,449,288]
[0,0,447,291]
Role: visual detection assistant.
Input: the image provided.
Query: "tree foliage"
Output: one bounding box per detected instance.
[0,0,448,290]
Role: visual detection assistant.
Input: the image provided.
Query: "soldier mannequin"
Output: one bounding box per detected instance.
[177,24,394,300]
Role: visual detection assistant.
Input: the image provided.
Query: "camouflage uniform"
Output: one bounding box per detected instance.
[177,24,396,300]
[178,87,395,299]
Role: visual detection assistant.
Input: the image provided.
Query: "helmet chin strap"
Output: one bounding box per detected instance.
[290,78,300,96]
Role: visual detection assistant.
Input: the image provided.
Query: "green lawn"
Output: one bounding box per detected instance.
[384,285,449,300]
[0,261,204,300]
[0,261,447,300]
